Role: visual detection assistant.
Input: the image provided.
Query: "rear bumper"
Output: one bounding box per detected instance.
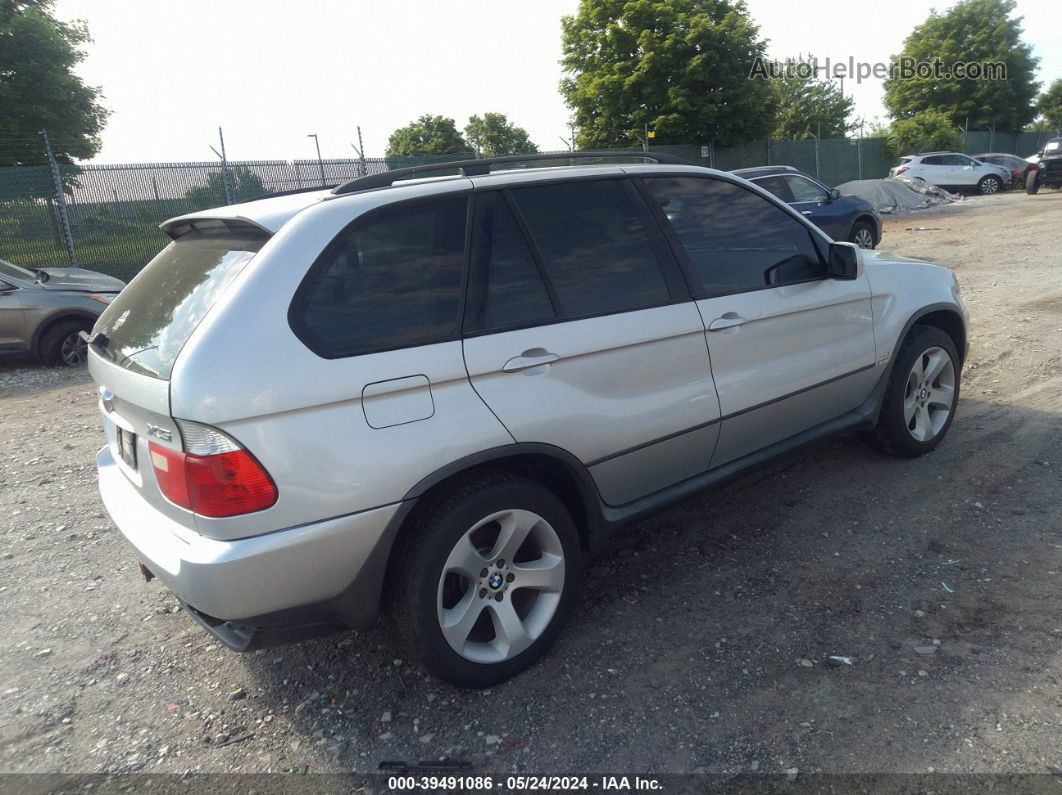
[96,446,402,635]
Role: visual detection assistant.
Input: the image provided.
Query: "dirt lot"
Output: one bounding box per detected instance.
[1,190,1060,780]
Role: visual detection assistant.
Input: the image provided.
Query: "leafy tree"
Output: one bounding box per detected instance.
[1034,79,1062,131]
[769,56,855,140]
[560,0,774,148]
[184,167,266,208]
[464,113,538,157]
[883,0,1039,131]
[385,115,469,159]
[0,0,108,167]
[884,110,962,158]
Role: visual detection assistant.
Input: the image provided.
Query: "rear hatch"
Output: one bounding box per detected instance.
[88,221,269,531]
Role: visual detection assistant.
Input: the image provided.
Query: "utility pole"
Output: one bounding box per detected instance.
[356,126,366,177]
[308,133,326,186]
[42,130,78,268]
[208,127,234,205]
[815,121,822,179]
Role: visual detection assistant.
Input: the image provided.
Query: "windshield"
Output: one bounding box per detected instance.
[93,226,268,379]
[0,259,36,282]
[1046,140,1061,154]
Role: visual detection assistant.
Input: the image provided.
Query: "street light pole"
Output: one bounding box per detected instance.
[307,133,326,186]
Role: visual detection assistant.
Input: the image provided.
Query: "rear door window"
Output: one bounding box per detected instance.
[465,192,556,333]
[920,155,944,166]
[94,225,268,379]
[290,196,468,357]
[506,179,671,318]
[750,176,791,201]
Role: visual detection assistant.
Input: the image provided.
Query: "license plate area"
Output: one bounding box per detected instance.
[117,427,138,470]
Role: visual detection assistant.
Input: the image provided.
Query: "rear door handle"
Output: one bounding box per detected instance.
[708,313,747,332]
[502,350,560,372]
[801,210,813,215]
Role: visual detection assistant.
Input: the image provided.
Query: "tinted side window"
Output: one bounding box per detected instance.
[509,180,670,318]
[783,175,830,202]
[467,193,556,332]
[643,177,826,296]
[291,197,467,356]
[920,155,944,166]
[752,176,791,201]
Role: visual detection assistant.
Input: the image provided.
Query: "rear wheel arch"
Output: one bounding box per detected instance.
[32,310,98,357]
[396,445,602,556]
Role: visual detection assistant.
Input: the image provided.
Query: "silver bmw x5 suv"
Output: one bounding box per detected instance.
[89,153,968,687]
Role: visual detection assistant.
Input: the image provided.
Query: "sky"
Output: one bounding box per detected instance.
[51,0,1062,164]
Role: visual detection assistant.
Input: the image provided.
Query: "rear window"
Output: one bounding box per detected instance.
[93,226,267,379]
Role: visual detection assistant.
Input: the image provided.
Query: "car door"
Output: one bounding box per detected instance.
[915,155,947,186]
[779,174,851,240]
[638,175,878,468]
[943,154,977,186]
[0,279,26,351]
[461,178,720,506]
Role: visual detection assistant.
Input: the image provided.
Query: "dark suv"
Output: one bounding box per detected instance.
[1026,138,1062,194]
[731,166,882,249]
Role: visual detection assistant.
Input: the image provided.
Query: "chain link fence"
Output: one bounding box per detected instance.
[1,130,1057,283]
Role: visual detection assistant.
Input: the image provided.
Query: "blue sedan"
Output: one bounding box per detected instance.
[731,166,882,249]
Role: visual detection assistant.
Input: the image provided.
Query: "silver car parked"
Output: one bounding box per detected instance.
[0,259,124,366]
[88,153,968,687]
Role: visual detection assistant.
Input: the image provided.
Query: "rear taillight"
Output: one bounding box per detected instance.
[1028,163,1038,172]
[895,166,908,176]
[149,422,276,517]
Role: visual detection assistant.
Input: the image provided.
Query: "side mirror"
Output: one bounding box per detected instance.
[829,188,840,200]
[828,241,860,280]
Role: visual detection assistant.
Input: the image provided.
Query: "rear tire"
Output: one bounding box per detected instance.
[862,325,960,458]
[1026,171,1040,194]
[977,175,1002,195]
[388,472,582,687]
[849,220,876,249]
[38,319,91,367]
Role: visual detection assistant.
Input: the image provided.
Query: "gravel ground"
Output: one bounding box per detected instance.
[0,190,1060,779]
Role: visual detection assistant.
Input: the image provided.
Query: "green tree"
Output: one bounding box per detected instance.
[385,115,469,159]
[560,0,774,148]
[1034,78,1062,131]
[464,113,538,157]
[184,167,266,208]
[883,0,1039,131]
[884,110,962,157]
[769,56,855,140]
[0,0,108,167]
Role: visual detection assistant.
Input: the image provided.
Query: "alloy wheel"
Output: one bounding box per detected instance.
[904,346,956,442]
[981,177,1000,194]
[59,332,88,366]
[436,509,565,663]
[853,227,875,249]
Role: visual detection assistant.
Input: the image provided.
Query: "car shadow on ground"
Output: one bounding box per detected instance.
[228,392,1061,774]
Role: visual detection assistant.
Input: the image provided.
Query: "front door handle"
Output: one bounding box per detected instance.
[708,313,747,332]
[802,210,813,215]
[503,349,560,372]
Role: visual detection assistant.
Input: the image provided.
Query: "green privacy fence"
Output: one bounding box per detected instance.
[1,130,1056,281]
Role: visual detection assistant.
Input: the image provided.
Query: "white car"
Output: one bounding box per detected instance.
[890,152,1011,194]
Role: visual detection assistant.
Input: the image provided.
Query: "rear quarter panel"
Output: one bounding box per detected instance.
[169,180,515,542]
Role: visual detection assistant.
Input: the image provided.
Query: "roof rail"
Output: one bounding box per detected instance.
[331,150,694,196]
[239,184,338,204]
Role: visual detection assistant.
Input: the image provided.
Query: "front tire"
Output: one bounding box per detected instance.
[38,319,91,366]
[388,473,582,687]
[978,175,1002,195]
[863,326,960,458]
[1026,171,1040,194]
